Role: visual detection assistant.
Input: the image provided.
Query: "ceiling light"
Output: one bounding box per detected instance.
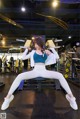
[76,42,80,46]
[52,0,59,8]
[62,45,64,47]
[1,40,5,45]
[32,37,35,40]
[54,39,63,42]
[68,36,72,39]
[14,23,16,26]
[21,6,26,12]
[16,39,25,42]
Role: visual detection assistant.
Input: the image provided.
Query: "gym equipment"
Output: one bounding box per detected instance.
[18,80,24,90]
[65,68,69,73]
[63,56,71,79]
[71,58,80,79]
[0,82,5,88]
[66,63,70,67]
[18,77,61,92]
[0,82,5,87]
[64,74,69,79]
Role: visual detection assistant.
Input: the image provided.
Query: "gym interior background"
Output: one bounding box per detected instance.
[0,0,80,119]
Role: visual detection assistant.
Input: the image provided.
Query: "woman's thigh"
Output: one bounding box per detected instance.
[40,69,63,79]
[18,69,39,80]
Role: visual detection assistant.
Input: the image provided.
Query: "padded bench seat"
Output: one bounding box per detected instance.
[18,77,61,91]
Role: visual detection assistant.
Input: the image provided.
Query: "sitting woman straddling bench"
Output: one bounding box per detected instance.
[1,37,78,110]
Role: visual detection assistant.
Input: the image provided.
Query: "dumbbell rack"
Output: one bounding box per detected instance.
[59,64,65,75]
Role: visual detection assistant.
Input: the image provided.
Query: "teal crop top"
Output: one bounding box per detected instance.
[33,52,47,63]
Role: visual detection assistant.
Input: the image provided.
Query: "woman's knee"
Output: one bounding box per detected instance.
[57,72,64,79]
[16,73,24,81]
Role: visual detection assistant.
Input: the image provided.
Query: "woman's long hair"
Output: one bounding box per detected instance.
[33,36,46,52]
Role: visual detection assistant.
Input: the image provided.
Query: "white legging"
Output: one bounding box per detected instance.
[8,64,72,95]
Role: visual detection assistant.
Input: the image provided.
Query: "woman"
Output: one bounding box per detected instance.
[1,37,78,110]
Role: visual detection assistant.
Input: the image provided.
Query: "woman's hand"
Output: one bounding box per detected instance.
[45,50,52,55]
[27,47,31,51]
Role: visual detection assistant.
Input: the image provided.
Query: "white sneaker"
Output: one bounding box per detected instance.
[66,94,78,110]
[1,95,14,110]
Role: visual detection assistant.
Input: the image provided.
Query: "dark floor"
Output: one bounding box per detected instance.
[0,74,80,119]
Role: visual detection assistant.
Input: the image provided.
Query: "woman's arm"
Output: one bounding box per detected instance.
[49,48,59,59]
[45,50,52,55]
[22,48,32,60]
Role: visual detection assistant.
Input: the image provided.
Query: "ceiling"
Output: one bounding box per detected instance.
[0,0,80,51]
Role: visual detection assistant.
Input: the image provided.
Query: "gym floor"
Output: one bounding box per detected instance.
[0,74,80,119]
